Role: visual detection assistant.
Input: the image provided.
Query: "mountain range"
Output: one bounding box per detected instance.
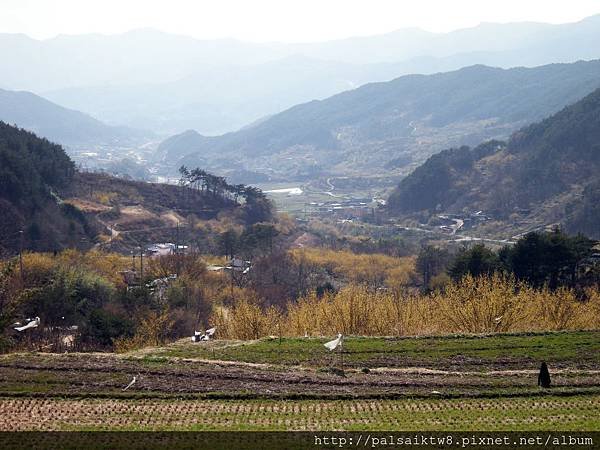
[157,60,600,182]
[0,88,149,149]
[387,87,600,238]
[2,15,600,135]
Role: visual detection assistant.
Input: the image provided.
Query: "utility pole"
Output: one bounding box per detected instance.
[176,221,181,275]
[18,230,24,284]
[109,224,115,249]
[139,247,144,284]
[278,322,282,345]
[229,254,239,299]
[230,264,234,299]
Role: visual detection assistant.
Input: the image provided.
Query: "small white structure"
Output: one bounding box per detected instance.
[146,243,189,257]
[228,258,250,272]
[147,243,176,257]
[14,317,40,332]
[192,327,216,342]
[210,258,252,274]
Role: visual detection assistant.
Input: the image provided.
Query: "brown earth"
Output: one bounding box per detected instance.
[0,352,598,400]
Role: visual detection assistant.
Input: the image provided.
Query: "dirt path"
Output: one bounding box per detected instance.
[93,217,120,249]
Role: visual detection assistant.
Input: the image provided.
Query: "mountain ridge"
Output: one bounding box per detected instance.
[0,88,150,149]
[4,15,600,135]
[157,60,600,181]
[387,87,600,238]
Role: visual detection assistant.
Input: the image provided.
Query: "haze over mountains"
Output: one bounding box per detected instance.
[1,11,600,244]
[0,88,148,149]
[2,14,600,220]
[158,60,600,182]
[2,15,600,135]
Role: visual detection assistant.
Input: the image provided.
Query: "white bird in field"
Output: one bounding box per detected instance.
[205,327,216,337]
[123,376,137,391]
[14,317,40,332]
[324,333,343,351]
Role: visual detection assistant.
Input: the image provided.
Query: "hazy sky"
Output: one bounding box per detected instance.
[2,0,600,42]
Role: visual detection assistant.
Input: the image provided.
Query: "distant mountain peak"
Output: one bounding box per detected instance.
[0,88,149,148]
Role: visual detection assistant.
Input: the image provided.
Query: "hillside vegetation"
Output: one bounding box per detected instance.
[0,121,274,255]
[388,87,600,238]
[158,61,600,181]
[3,227,597,353]
[0,121,94,255]
[61,168,274,253]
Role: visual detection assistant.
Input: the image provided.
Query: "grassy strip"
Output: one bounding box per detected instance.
[142,330,600,368]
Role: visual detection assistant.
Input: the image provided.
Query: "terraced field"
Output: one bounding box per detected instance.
[0,331,598,431]
[135,331,600,370]
[1,396,598,431]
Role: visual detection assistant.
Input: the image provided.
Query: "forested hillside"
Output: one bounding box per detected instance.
[61,168,274,253]
[0,122,274,255]
[158,61,600,181]
[0,121,93,254]
[387,87,600,238]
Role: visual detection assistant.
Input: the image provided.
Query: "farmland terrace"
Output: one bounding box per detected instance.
[0,331,598,431]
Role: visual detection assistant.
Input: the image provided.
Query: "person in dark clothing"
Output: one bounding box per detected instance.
[538,362,551,388]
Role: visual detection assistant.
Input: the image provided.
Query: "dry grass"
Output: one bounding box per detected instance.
[19,250,132,288]
[214,275,600,339]
[63,198,111,213]
[290,248,417,287]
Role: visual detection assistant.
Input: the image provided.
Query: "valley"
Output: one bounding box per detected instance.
[2,8,600,442]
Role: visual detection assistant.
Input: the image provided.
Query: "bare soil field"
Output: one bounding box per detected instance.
[0,332,598,431]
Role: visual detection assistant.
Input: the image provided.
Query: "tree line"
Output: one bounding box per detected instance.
[0,121,74,206]
[178,166,273,225]
[417,228,599,292]
[178,166,266,203]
